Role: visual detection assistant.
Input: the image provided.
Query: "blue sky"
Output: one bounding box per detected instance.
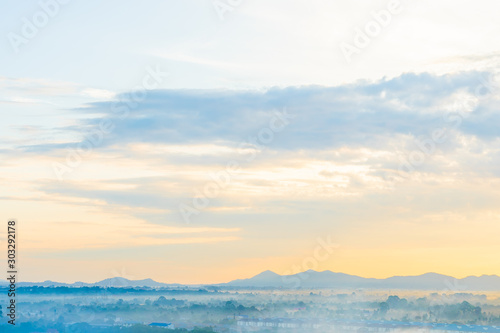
[1,0,500,283]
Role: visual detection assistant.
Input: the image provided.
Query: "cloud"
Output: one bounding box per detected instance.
[4,71,500,275]
[7,71,497,227]
[19,71,496,154]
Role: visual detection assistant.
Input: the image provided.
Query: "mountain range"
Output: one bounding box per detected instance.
[219,270,500,291]
[1,277,177,288]
[4,270,500,290]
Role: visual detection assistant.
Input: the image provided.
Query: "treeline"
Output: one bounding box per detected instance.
[374,295,500,324]
[0,322,215,333]
[0,286,214,295]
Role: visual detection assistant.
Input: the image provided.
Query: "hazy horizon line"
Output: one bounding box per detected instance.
[12,269,500,286]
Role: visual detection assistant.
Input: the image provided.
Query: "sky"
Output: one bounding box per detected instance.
[1,0,500,284]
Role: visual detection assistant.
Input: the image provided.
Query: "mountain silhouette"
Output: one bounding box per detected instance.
[220,270,500,290]
[8,271,500,290]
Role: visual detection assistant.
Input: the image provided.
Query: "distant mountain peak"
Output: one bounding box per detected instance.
[420,272,449,277]
[255,270,280,277]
